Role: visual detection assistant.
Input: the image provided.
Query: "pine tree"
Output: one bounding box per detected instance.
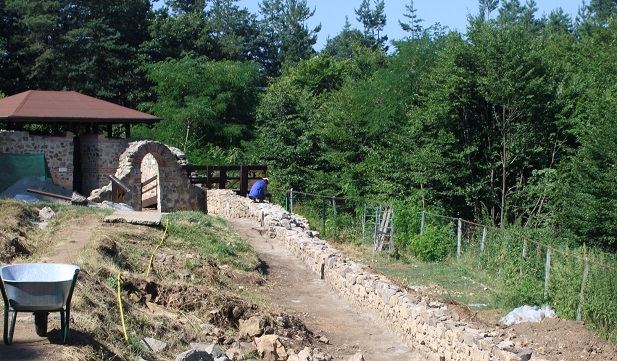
[354,0,388,50]
[399,0,424,38]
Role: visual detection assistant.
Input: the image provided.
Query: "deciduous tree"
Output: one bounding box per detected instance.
[136,56,261,161]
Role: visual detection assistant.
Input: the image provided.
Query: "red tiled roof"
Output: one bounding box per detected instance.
[0,90,161,124]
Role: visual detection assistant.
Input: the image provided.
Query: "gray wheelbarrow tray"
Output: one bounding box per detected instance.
[0,263,80,345]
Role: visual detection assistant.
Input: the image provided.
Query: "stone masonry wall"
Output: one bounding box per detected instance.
[207,189,536,361]
[0,131,138,195]
[112,140,206,212]
[79,134,132,196]
[0,130,74,189]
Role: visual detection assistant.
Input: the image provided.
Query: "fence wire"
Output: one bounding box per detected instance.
[266,187,617,343]
[271,188,363,243]
[419,211,617,343]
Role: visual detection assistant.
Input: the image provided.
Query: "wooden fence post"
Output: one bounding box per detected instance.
[457,218,462,260]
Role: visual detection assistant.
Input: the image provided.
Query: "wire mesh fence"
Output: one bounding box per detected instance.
[266,187,617,342]
[269,187,364,243]
[418,211,617,343]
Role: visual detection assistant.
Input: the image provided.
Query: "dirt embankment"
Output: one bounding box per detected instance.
[1,201,617,361]
[0,202,420,360]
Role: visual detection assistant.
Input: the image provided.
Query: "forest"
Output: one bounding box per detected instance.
[1,0,617,253]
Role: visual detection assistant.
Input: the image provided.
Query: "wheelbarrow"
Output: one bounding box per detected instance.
[0,263,80,345]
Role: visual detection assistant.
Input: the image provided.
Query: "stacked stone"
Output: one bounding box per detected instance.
[79,134,132,194]
[206,190,533,361]
[206,189,269,222]
[0,130,74,189]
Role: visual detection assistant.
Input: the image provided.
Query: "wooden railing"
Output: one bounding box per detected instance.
[182,165,267,197]
[107,174,130,203]
[141,175,158,208]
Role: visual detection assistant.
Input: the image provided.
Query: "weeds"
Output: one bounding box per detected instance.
[276,194,617,345]
[0,200,268,360]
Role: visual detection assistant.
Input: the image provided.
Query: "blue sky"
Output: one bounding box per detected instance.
[239,0,584,50]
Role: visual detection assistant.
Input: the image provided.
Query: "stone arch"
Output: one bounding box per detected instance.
[114,140,204,212]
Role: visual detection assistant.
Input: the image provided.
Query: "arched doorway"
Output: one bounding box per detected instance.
[113,140,203,212]
[140,153,159,210]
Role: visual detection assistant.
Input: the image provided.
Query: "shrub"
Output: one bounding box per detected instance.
[408,222,454,262]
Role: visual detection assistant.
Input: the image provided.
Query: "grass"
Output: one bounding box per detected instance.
[0,199,270,360]
[163,211,259,271]
[375,260,498,311]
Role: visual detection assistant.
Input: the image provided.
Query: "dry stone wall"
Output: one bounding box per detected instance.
[207,189,536,361]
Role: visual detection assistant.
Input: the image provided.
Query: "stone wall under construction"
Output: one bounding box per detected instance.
[206,189,537,361]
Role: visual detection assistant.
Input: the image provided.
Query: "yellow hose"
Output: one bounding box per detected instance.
[117,272,128,341]
[146,218,169,277]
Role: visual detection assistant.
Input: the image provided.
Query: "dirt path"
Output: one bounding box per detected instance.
[0,215,102,361]
[225,218,424,361]
[2,212,422,361]
[5,210,616,361]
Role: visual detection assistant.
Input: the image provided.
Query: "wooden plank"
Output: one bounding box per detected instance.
[142,195,157,208]
[142,175,157,187]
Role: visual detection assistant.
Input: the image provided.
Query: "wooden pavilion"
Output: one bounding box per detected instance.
[0,90,162,195]
[0,90,161,137]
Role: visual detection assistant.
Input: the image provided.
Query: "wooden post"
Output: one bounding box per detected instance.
[239,166,249,197]
[106,174,130,204]
[218,169,226,189]
[206,166,212,189]
[457,218,462,260]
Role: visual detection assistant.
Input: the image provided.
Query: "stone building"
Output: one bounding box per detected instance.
[0,90,205,212]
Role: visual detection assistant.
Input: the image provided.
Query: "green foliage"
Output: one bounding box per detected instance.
[136,56,261,163]
[409,222,453,262]
[108,274,119,290]
[289,54,347,97]
[498,265,545,309]
[553,22,617,250]
[354,0,388,50]
[324,19,374,60]
[399,0,424,37]
[582,258,617,343]
[245,71,321,191]
[255,0,320,76]
[392,196,423,250]
[325,213,361,243]
[284,192,363,245]
[4,0,151,104]
[144,1,261,63]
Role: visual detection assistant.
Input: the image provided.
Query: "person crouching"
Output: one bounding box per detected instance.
[248,177,272,202]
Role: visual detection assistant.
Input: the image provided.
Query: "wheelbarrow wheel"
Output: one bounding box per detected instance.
[34,312,48,337]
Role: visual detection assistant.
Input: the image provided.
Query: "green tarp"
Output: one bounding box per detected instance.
[0,153,51,194]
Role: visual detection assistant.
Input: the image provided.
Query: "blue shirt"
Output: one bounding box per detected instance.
[249,179,267,198]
